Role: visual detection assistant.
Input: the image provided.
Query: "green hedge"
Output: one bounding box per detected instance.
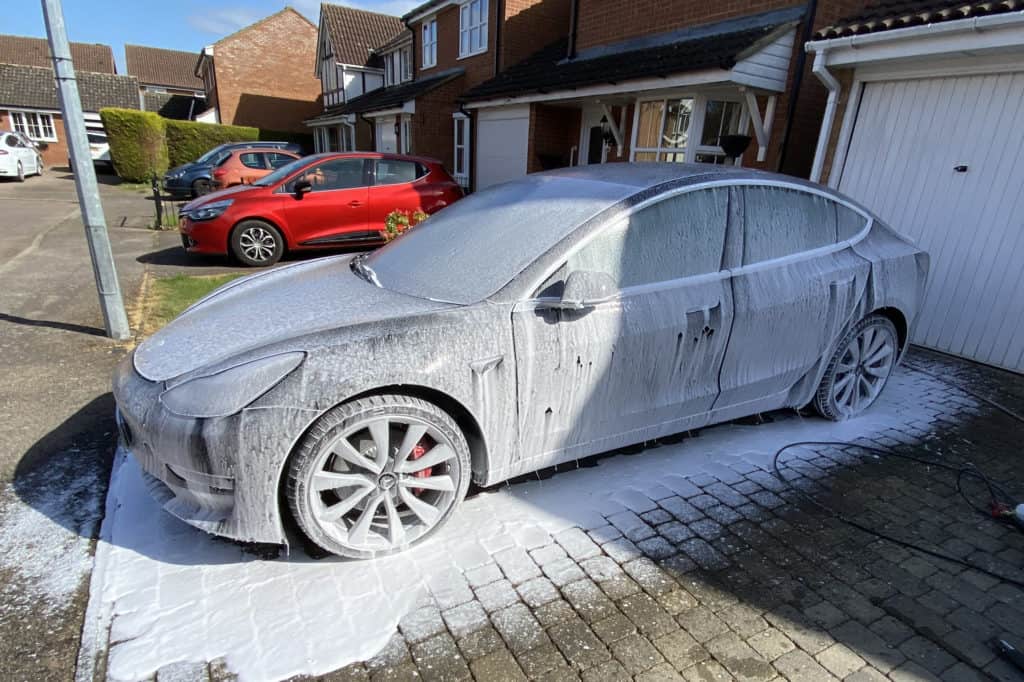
[99,108,168,182]
[164,119,259,167]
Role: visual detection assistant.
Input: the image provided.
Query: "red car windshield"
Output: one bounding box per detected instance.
[252,157,313,186]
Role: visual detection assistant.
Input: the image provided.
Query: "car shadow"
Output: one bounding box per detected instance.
[137,245,374,269]
[0,312,105,337]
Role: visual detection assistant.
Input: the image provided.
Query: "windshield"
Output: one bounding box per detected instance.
[364,175,634,304]
[195,146,226,164]
[252,156,313,186]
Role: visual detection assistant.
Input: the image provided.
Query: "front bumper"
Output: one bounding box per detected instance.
[112,354,302,544]
[162,175,193,196]
[178,215,230,255]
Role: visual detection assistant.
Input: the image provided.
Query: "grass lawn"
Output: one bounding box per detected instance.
[146,273,245,331]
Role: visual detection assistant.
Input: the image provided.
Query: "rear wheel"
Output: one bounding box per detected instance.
[16,162,24,182]
[286,395,471,559]
[35,157,44,176]
[230,220,283,266]
[191,178,211,197]
[814,314,899,420]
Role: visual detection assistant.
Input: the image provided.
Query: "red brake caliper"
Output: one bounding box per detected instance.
[409,439,432,496]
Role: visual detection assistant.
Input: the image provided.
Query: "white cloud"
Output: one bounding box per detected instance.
[186,8,266,36]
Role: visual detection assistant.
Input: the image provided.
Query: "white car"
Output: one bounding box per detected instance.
[0,131,43,181]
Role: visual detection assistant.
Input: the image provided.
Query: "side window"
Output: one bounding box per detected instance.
[742,186,838,265]
[267,153,294,169]
[836,202,868,241]
[298,159,366,191]
[565,188,729,289]
[375,159,423,185]
[240,152,266,169]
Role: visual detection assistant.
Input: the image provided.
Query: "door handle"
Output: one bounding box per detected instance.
[348,200,364,207]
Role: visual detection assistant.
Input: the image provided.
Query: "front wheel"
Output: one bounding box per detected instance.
[230,220,283,266]
[814,314,899,420]
[16,162,24,182]
[191,178,212,197]
[286,395,471,559]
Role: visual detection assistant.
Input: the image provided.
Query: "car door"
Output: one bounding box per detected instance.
[281,157,371,245]
[714,184,871,414]
[5,134,32,171]
[511,187,734,467]
[366,159,430,229]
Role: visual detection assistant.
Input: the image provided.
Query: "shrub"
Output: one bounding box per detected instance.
[100,108,168,182]
[164,119,258,167]
[382,209,429,241]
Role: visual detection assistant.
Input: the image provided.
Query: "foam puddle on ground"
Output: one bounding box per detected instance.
[85,365,974,681]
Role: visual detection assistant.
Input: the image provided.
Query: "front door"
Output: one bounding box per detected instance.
[512,187,733,468]
[375,117,397,153]
[282,157,371,246]
[579,106,607,165]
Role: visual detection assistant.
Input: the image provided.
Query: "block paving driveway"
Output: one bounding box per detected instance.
[94,349,1024,682]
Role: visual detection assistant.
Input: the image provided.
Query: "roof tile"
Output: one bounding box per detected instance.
[814,0,1023,40]
[0,63,140,112]
[321,3,407,67]
[0,34,116,73]
[125,45,203,90]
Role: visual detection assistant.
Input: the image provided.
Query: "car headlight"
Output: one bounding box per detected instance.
[159,352,304,418]
[192,199,233,221]
[166,170,184,179]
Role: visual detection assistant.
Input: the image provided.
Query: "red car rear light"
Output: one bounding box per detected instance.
[213,168,226,177]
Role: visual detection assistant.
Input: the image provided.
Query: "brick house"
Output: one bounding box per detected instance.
[125,44,205,120]
[194,7,321,132]
[0,35,138,166]
[314,0,572,186]
[458,0,883,188]
[305,4,406,152]
[803,0,1024,373]
[0,63,140,166]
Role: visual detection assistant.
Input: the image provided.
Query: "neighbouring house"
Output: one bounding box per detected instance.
[311,0,573,187]
[0,34,116,73]
[125,44,205,120]
[0,63,140,166]
[194,7,321,132]
[305,3,406,152]
[806,0,1024,373]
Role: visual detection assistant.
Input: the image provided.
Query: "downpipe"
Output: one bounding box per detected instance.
[809,50,840,184]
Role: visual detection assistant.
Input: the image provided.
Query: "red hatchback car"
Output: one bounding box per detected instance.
[178,152,463,266]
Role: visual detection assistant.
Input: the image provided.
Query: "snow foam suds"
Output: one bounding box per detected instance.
[90,366,975,681]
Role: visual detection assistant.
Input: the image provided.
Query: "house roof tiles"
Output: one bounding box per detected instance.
[814,0,1024,39]
[321,3,407,67]
[125,45,203,90]
[0,63,140,112]
[0,34,116,73]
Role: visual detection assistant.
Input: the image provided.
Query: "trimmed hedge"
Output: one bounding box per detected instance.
[164,119,259,168]
[100,108,168,182]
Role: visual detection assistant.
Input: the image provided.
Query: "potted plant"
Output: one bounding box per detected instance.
[382,208,429,242]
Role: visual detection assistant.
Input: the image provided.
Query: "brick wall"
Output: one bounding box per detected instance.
[1,109,68,167]
[502,0,572,70]
[411,76,467,171]
[412,2,497,89]
[211,9,322,132]
[528,103,579,172]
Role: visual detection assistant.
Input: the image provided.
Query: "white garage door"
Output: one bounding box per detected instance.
[839,72,1024,372]
[476,105,529,189]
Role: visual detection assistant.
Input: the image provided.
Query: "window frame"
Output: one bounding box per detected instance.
[452,114,470,187]
[239,151,268,170]
[519,180,874,302]
[458,0,488,58]
[422,19,437,69]
[629,94,746,165]
[384,45,413,86]
[400,116,412,154]
[281,157,371,194]
[372,158,427,186]
[10,110,57,143]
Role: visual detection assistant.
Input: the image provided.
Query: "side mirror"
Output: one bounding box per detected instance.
[555,270,617,310]
[294,179,312,197]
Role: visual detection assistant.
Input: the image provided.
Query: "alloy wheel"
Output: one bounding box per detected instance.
[238,226,278,263]
[305,415,461,553]
[830,323,896,417]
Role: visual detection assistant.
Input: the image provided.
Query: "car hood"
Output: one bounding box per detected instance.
[133,254,457,382]
[167,162,210,176]
[181,183,262,211]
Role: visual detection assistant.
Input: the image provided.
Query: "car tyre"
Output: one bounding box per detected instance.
[814,314,899,421]
[230,220,284,267]
[191,178,212,197]
[16,162,25,182]
[286,394,472,559]
[36,157,44,176]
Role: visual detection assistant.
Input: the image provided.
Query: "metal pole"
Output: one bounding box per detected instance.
[41,0,130,340]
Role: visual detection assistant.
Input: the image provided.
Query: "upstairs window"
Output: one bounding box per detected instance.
[384,45,413,86]
[459,0,488,58]
[422,20,437,69]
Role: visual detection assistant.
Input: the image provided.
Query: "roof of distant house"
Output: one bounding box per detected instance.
[143,91,204,119]
[321,3,407,66]
[462,7,802,102]
[0,63,139,112]
[814,0,1024,40]
[125,45,203,90]
[307,67,463,119]
[0,34,116,73]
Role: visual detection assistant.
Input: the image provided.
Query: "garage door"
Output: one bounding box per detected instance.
[839,73,1024,372]
[476,105,529,189]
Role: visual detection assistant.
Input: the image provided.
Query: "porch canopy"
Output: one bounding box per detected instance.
[462,6,803,162]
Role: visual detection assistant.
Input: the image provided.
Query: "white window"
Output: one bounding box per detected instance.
[422,19,437,69]
[459,0,488,58]
[384,45,413,86]
[453,115,470,185]
[400,117,412,154]
[11,111,57,142]
[631,96,743,164]
[342,124,355,152]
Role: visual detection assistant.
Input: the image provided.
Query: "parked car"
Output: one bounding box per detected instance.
[178,152,463,266]
[114,163,928,559]
[163,141,302,198]
[0,131,43,181]
[211,148,300,189]
[87,130,113,171]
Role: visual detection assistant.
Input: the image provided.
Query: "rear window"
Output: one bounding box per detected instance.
[375,159,426,185]
[240,152,265,169]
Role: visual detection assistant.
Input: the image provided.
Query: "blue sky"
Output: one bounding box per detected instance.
[10,0,420,72]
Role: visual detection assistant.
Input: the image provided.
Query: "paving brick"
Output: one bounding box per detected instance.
[410,633,471,681]
[717,602,768,638]
[529,543,567,567]
[555,527,603,562]
[610,633,665,675]
[897,635,958,676]
[597,573,642,601]
[653,629,709,670]
[772,649,838,682]
[468,649,527,682]
[747,627,795,661]
[465,562,503,588]
[494,547,543,585]
[491,603,548,653]
[608,510,657,542]
[533,599,576,628]
[676,606,730,644]
[157,661,207,682]
[442,601,489,638]
[659,497,705,523]
[803,600,848,630]
[814,642,865,678]
[829,620,904,673]
[591,613,637,645]
[581,659,630,681]
[641,509,673,526]
[623,558,677,595]
[843,666,889,682]
[543,557,587,587]
[517,576,560,608]
[637,536,679,560]
[562,579,618,624]
[549,618,611,671]
[888,660,940,681]
[515,643,567,679]
[941,661,989,682]
[704,632,775,681]
[678,539,730,571]
[579,556,622,583]
[457,626,505,659]
[587,525,622,545]
[866,615,914,648]
[635,661,684,681]
[428,568,475,610]
[399,605,446,644]
[680,660,734,682]
[601,537,643,563]
[764,605,833,655]
[939,628,997,668]
[656,521,695,545]
[655,589,698,616]
[618,592,678,638]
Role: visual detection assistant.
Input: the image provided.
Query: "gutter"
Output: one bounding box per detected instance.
[775,0,817,173]
[808,51,839,183]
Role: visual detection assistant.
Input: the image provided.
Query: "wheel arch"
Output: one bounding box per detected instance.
[871,306,909,355]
